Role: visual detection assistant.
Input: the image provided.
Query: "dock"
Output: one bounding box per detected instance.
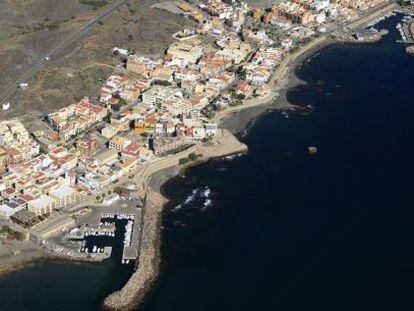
[122,220,140,262]
[99,210,142,263]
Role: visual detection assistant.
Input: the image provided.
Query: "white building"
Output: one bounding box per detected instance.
[49,186,79,209]
[28,195,56,216]
[142,86,183,107]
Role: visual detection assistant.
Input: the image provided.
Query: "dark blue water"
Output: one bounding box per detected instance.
[0,220,134,311]
[1,15,414,311]
[142,16,414,311]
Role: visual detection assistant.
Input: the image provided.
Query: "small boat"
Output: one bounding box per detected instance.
[308,146,318,154]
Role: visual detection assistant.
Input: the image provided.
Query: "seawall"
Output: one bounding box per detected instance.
[103,129,247,311]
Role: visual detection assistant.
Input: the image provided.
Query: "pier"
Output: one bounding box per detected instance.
[122,218,140,262]
[99,211,142,264]
[103,130,247,311]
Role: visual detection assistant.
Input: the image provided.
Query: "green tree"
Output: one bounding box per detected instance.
[188,153,198,161]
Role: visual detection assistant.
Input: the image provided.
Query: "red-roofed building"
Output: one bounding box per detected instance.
[122,143,141,158]
[2,187,16,199]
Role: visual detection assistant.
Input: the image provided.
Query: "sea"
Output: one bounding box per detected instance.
[1,14,414,311]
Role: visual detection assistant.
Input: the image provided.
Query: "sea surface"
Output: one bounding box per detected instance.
[1,15,414,311]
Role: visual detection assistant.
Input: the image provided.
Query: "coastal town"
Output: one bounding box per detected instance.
[0,0,413,309]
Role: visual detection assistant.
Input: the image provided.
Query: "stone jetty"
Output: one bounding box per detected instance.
[103,130,247,311]
[103,192,163,311]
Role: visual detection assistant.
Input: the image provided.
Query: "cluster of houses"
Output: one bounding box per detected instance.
[259,0,388,24]
[0,143,80,221]
[0,0,389,224]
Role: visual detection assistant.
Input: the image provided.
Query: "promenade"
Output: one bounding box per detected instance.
[102,4,398,306]
[213,35,329,125]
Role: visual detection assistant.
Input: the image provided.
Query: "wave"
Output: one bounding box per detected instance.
[224,154,242,161]
[172,204,182,212]
[184,188,199,204]
[202,186,211,198]
[201,199,213,211]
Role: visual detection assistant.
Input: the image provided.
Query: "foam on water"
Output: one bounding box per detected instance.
[172,204,182,212]
[184,188,199,204]
[201,199,213,211]
[203,186,211,198]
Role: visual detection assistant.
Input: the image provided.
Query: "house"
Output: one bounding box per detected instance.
[152,135,191,156]
[76,136,98,157]
[122,143,141,158]
[165,39,204,65]
[126,55,161,77]
[280,37,293,50]
[109,135,132,152]
[48,97,107,141]
[28,195,56,215]
[205,123,218,136]
[142,86,183,107]
[49,186,79,209]
[0,199,27,219]
[2,187,16,200]
[235,81,251,97]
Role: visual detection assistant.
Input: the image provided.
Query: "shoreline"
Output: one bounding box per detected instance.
[102,34,333,311]
[0,1,401,307]
[0,33,335,307]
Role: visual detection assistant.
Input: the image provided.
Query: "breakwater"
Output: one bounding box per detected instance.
[101,9,399,306]
[103,129,247,310]
[406,20,414,55]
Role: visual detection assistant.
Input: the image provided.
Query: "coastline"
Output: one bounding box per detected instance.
[0,0,401,306]
[0,252,50,278]
[102,34,333,311]
[0,33,332,306]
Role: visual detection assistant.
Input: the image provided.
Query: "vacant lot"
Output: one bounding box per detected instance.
[0,0,193,124]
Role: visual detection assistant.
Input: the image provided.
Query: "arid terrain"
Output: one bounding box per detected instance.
[0,0,193,128]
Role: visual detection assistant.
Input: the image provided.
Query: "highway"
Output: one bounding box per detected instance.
[0,0,129,106]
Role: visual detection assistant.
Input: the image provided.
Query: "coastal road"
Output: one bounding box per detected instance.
[0,0,129,106]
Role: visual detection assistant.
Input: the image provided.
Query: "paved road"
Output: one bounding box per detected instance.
[0,0,129,106]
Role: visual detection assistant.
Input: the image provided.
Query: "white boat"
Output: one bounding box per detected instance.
[308,146,318,154]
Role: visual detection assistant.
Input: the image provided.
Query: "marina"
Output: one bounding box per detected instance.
[394,11,414,43]
[76,212,142,265]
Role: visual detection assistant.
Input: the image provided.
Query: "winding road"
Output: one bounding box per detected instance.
[0,0,129,106]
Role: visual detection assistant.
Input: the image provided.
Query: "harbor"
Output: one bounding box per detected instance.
[396,13,414,44]
[74,208,143,265]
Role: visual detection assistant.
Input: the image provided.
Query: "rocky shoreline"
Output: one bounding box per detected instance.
[102,35,333,311]
[103,128,248,311]
[0,3,396,306]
